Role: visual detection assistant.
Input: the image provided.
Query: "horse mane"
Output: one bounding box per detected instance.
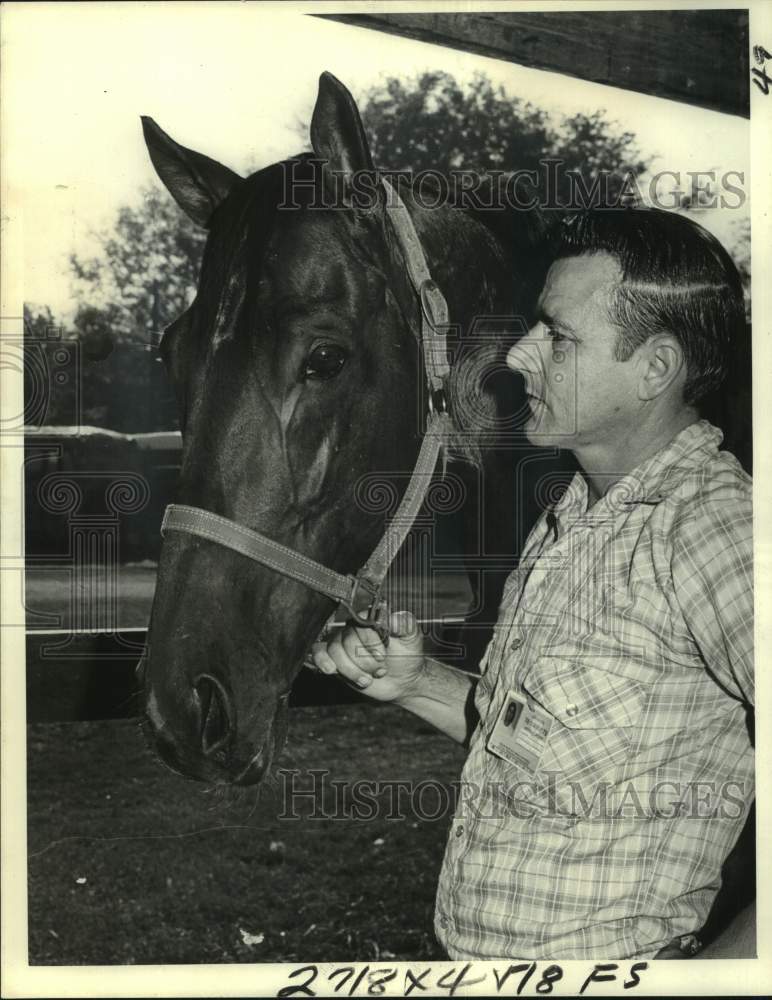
[397,173,557,468]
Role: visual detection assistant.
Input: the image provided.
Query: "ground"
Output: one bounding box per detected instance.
[24,567,755,963]
[27,704,465,965]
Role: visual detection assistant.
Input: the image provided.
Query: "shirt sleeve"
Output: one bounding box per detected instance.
[671,477,754,705]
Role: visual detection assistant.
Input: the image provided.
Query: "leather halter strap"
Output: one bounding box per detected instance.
[160,177,453,642]
[381,178,450,397]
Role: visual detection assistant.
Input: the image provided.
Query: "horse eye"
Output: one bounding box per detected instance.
[304,343,348,381]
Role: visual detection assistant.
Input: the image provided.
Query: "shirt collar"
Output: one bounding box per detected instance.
[552,420,724,518]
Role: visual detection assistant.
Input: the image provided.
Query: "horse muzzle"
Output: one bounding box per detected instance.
[142,669,288,785]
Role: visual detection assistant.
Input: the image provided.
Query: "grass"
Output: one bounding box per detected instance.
[27,704,466,965]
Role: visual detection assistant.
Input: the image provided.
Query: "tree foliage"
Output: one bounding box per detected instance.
[23,303,177,432]
[70,186,207,344]
[357,72,651,202]
[27,187,207,431]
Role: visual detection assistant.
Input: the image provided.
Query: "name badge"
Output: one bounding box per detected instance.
[487,688,553,771]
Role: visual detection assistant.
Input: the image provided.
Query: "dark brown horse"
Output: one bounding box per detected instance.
[139,72,560,786]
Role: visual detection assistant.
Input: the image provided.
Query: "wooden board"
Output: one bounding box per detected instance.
[318,10,749,119]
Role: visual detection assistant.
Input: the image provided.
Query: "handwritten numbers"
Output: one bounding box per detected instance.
[328,966,354,992]
[278,964,318,998]
[436,962,487,995]
[328,966,370,995]
[535,964,564,994]
[752,43,772,95]
[276,959,650,996]
[367,968,399,995]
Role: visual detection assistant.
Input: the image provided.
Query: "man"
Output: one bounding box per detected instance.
[311,208,754,959]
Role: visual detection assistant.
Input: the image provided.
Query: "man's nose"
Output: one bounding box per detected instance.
[506,325,545,376]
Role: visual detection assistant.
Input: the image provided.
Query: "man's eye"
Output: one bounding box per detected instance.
[304,343,349,381]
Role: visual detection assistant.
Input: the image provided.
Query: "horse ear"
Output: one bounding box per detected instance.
[141,117,242,228]
[310,72,374,177]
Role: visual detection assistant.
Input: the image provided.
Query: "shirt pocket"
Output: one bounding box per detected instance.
[522,655,648,815]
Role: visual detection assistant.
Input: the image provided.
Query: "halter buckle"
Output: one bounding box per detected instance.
[427,385,448,415]
[419,279,442,327]
[344,573,391,645]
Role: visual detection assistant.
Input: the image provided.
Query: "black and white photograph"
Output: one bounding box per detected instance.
[2,2,770,996]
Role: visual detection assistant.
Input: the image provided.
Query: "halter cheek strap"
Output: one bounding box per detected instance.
[381,178,451,399]
[160,178,453,644]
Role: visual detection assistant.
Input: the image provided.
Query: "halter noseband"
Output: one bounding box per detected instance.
[160,178,453,643]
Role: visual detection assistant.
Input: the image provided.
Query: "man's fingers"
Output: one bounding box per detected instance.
[390,610,418,640]
[309,643,338,675]
[344,626,385,664]
[309,615,417,687]
[310,639,371,687]
[350,625,389,676]
[327,632,376,689]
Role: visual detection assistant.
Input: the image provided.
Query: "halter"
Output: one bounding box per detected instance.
[160,178,453,643]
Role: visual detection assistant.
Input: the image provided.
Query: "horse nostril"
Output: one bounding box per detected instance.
[194,675,232,757]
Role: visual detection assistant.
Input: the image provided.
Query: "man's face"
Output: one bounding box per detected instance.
[507,252,643,451]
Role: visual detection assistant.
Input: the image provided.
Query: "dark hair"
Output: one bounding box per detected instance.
[554,208,746,404]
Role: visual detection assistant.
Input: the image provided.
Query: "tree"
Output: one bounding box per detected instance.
[44,185,208,431]
[23,302,177,432]
[727,217,751,298]
[70,186,207,343]
[23,305,77,427]
[355,72,652,204]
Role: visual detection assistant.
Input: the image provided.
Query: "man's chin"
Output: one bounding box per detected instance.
[523,414,571,448]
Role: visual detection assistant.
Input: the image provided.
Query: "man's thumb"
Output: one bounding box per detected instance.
[389,610,418,640]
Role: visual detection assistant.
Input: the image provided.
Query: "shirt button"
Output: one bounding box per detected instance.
[455,825,464,838]
[565,703,578,717]
[509,631,524,651]
[440,916,449,929]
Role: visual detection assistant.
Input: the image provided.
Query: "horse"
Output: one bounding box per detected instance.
[137,71,563,786]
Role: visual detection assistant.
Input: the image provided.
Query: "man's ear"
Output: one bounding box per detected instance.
[310,72,375,202]
[142,117,242,228]
[638,333,687,401]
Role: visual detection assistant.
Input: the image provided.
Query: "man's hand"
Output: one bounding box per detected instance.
[310,611,425,703]
[310,611,479,744]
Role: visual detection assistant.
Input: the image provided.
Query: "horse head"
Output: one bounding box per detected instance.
[140,72,550,785]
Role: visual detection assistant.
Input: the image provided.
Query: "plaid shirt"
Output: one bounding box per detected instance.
[435,420,754,959]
